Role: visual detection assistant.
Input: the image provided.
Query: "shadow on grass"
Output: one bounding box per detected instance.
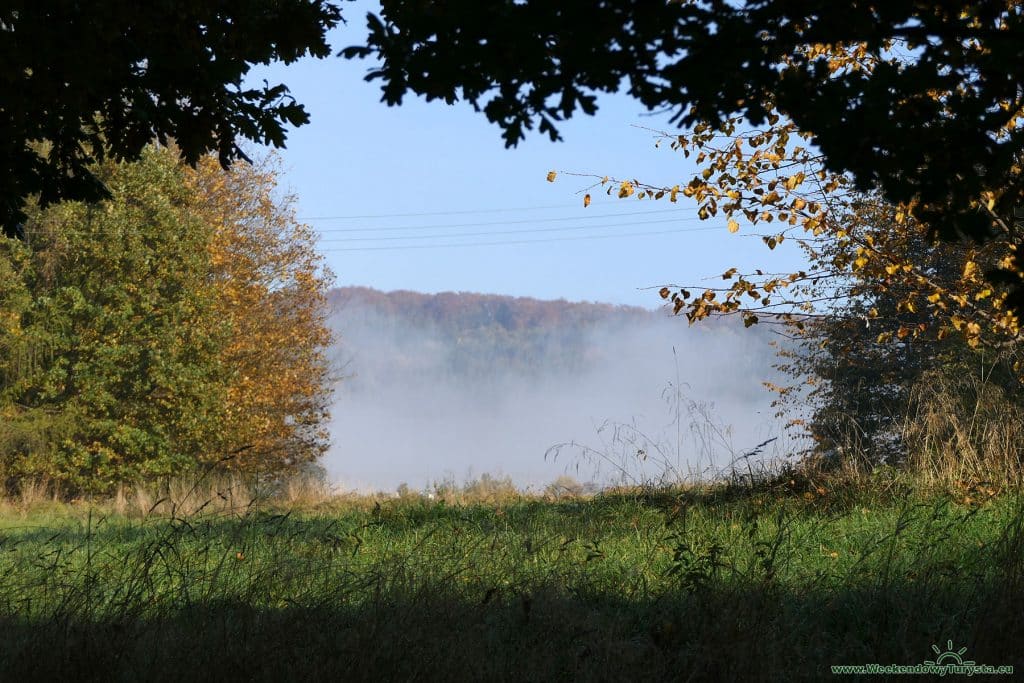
[3,491,1022,680]
[2,578,1022,682]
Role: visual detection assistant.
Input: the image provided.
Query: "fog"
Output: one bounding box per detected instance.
[324,293,802,493]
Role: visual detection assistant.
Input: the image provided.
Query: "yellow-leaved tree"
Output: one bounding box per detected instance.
[187,154,336,474]
[550,40,1024,477]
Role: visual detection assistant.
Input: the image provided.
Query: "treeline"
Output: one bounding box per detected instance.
[0,148,335,494]
[330,287,656,333]
[330,287,658,383]
[329,287,751,387]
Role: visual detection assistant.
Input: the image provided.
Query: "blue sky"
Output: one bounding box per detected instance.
[248,7,808,309]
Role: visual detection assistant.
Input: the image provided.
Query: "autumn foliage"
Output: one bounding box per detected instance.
[0,147,334,493]
[189,156,334,474]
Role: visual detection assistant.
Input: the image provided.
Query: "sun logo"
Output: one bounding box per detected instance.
[924,640,975,667]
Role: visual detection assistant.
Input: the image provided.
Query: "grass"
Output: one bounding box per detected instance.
[0,474,1022,681]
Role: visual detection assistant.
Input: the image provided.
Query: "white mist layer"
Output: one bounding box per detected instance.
[325,300,799,493]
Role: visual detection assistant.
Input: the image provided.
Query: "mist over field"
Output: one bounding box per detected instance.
[325,288,797,492]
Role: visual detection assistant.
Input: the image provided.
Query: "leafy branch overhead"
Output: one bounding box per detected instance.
[350,1,1024,307]
[5,1,1024,313]
[0,0,342,235]
[541,34,1023,356]
[555,119,1019,347]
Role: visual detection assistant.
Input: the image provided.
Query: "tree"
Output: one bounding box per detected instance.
[769,199,1021,467]
[0,147,336,493]
[547,103,1022,468]
[0,0,341,235]
[188,155,335,474]
[0,148,229,492]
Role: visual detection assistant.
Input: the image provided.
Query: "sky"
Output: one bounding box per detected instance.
[248,4,810,310]
[242,4,811,490]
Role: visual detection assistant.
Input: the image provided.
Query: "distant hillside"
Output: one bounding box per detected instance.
[327,286,657,332]
[326,286,771,390]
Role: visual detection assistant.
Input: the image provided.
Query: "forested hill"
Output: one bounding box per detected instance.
[325,286,771,390]
[328,286,657,334]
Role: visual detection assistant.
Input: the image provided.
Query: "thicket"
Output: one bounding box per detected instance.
[779,201,1024,483]
[0,147,335,495]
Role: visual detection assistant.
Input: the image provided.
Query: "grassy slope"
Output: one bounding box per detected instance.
[0,485,1022,681]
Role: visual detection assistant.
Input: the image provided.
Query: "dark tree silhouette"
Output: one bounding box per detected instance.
[0,0,341,235]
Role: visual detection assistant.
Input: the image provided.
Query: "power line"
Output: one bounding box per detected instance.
[316,216,699,242]
[307,207,693,233]
[300,202,584,220]
[318,225,725,252]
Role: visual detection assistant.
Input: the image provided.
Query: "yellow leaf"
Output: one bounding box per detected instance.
[963,261,978,279]
[583,194,591,208]
[727,218,740,233]
[546,171,557,183]
[784,172,805,191]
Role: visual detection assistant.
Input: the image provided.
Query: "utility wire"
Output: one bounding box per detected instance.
[33,206,696,236]
[316,216,699,242]
[300,202,584,220]
[317,225,725,252]
[307,207,693,233]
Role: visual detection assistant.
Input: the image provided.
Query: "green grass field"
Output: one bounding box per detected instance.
[1,479,1021,681]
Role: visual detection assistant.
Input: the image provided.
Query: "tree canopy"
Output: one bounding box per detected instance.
[0,147,335,493]
[0,0,341,235]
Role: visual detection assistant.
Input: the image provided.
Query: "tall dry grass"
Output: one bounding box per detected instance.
[0,469,346,518]
[902,367,1024,488]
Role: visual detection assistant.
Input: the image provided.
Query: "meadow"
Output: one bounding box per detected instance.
[0,472,1021,681]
